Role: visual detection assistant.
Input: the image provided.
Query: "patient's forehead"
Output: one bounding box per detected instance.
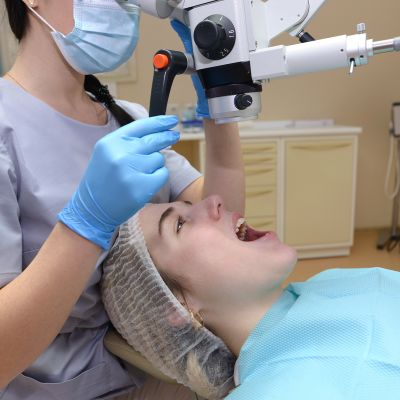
[139,203,173,241]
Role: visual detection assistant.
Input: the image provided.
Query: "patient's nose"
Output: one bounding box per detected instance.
[189,195,223,221]
[204,195,224,221]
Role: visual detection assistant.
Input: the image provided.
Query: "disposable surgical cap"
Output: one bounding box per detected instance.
[101,212,235,399]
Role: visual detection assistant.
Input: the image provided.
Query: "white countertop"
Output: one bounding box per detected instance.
[179,124,362,141]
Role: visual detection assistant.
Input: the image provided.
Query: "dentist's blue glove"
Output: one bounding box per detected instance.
[171,19,210,119]
[58,115,180,250]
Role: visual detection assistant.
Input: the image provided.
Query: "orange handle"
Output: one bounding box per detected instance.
[153,54,170,69]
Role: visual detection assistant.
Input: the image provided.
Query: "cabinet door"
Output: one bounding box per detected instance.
[284,138,356,246]
[246,216,276,232]
[242,143,276,187]
[246,186,276,217]
[242,140,277,218]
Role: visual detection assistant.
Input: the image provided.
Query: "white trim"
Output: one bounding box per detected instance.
[180,125,362,141]
[296,246,351,259]
[277,138,285,240]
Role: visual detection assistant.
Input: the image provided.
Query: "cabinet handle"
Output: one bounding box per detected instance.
[246,189,274,196]
[290,143,351,151]
[245,167,274,177]
[249,221,274,229]
[242,146,275,154]
[244,157,274,165]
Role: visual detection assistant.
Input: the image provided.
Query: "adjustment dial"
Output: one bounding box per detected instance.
[194,15,236,60]
[234,94,253,110]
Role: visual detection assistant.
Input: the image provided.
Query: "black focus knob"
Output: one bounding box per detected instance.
[193,15,236,60]
[194,20,226,51]
[234,94,253,110]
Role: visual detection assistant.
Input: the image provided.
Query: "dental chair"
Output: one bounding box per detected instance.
[104,329,205,400]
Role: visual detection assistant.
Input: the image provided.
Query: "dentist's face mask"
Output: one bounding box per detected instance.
[28,0,140,75]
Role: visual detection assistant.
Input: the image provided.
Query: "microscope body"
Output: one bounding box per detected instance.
[132,0,400,123]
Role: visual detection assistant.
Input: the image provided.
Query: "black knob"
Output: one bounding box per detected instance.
[194,15,236,60]
[234,94,253,110]
[194,20,226,51]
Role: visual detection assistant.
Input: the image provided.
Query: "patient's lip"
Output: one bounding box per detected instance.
[261,231,277,241]
[231,212,244,232]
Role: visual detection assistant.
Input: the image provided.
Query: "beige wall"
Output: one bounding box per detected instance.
[120,1,400,229]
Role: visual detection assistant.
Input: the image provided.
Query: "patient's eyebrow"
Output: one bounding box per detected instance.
[158,201,193,236]
[159,207,174,236]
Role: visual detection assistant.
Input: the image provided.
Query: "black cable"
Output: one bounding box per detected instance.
[298,31,316,43]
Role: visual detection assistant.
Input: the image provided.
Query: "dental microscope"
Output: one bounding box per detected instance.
[130,0,400,123]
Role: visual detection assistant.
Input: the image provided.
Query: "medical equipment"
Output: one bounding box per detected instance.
[377,103,400,252]
[393,103,400,138]
[130,0,400,123]
[28,1,140,75]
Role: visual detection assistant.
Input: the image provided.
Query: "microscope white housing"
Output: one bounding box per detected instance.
[131,0,400,123]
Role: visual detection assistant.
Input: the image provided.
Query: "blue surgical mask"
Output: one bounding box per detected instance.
[28,0,140,75]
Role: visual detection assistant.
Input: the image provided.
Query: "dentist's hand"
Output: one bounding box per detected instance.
[171,19,210,119]
[58,115,180,250]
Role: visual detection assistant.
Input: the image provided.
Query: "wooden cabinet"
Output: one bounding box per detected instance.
[283,137,357,258]
[243,141,277,232]
[174,127,359,258]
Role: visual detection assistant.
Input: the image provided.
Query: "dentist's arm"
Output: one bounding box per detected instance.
[172,20,245,214]
[0,224,101,389]
[0,116,180,388]
[202,119,245,214]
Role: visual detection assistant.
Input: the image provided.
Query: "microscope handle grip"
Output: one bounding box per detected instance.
[149,50,188,117]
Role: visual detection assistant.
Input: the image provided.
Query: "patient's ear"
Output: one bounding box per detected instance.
[166,288,203,328]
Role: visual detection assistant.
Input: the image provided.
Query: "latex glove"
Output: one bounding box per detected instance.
[58,115,180,250]
[171,19,210,119]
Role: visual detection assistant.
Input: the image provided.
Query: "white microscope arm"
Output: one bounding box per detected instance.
[131,0,183,18]
[288,0,328,37]
[250,26,400,82]
[252,0,327,46]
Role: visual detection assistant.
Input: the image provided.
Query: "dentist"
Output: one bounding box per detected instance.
[0,0,244,399]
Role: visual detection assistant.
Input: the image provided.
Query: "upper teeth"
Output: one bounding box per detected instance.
[235,218,247,241]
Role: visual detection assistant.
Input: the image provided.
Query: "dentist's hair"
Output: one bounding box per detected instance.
[4,0,28,41]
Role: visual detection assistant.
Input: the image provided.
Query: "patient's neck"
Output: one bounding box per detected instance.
[206,287,283,357]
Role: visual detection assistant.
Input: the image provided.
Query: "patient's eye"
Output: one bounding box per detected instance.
[176,216,186,234]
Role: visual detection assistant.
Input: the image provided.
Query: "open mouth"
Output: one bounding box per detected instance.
[235,218,269,242]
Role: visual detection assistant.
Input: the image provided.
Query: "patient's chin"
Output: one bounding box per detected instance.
[282,245,298,269]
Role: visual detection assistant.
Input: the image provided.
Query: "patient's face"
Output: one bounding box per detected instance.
[139,195,297,306]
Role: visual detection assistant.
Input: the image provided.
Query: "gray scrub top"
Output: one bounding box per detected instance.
[0,78,201,400]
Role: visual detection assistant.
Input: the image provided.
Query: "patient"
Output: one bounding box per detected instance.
[102,195,400,400]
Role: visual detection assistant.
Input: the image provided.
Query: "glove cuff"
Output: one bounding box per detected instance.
[191,75,210,119]
[58,190,117,250]
[196,106,211,119]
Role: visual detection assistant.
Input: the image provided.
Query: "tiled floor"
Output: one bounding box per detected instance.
[285,229,400,284]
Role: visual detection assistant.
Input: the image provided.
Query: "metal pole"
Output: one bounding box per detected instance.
[390,138,400,237]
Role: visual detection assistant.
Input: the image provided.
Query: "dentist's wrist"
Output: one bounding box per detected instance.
[58,190,117,251]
